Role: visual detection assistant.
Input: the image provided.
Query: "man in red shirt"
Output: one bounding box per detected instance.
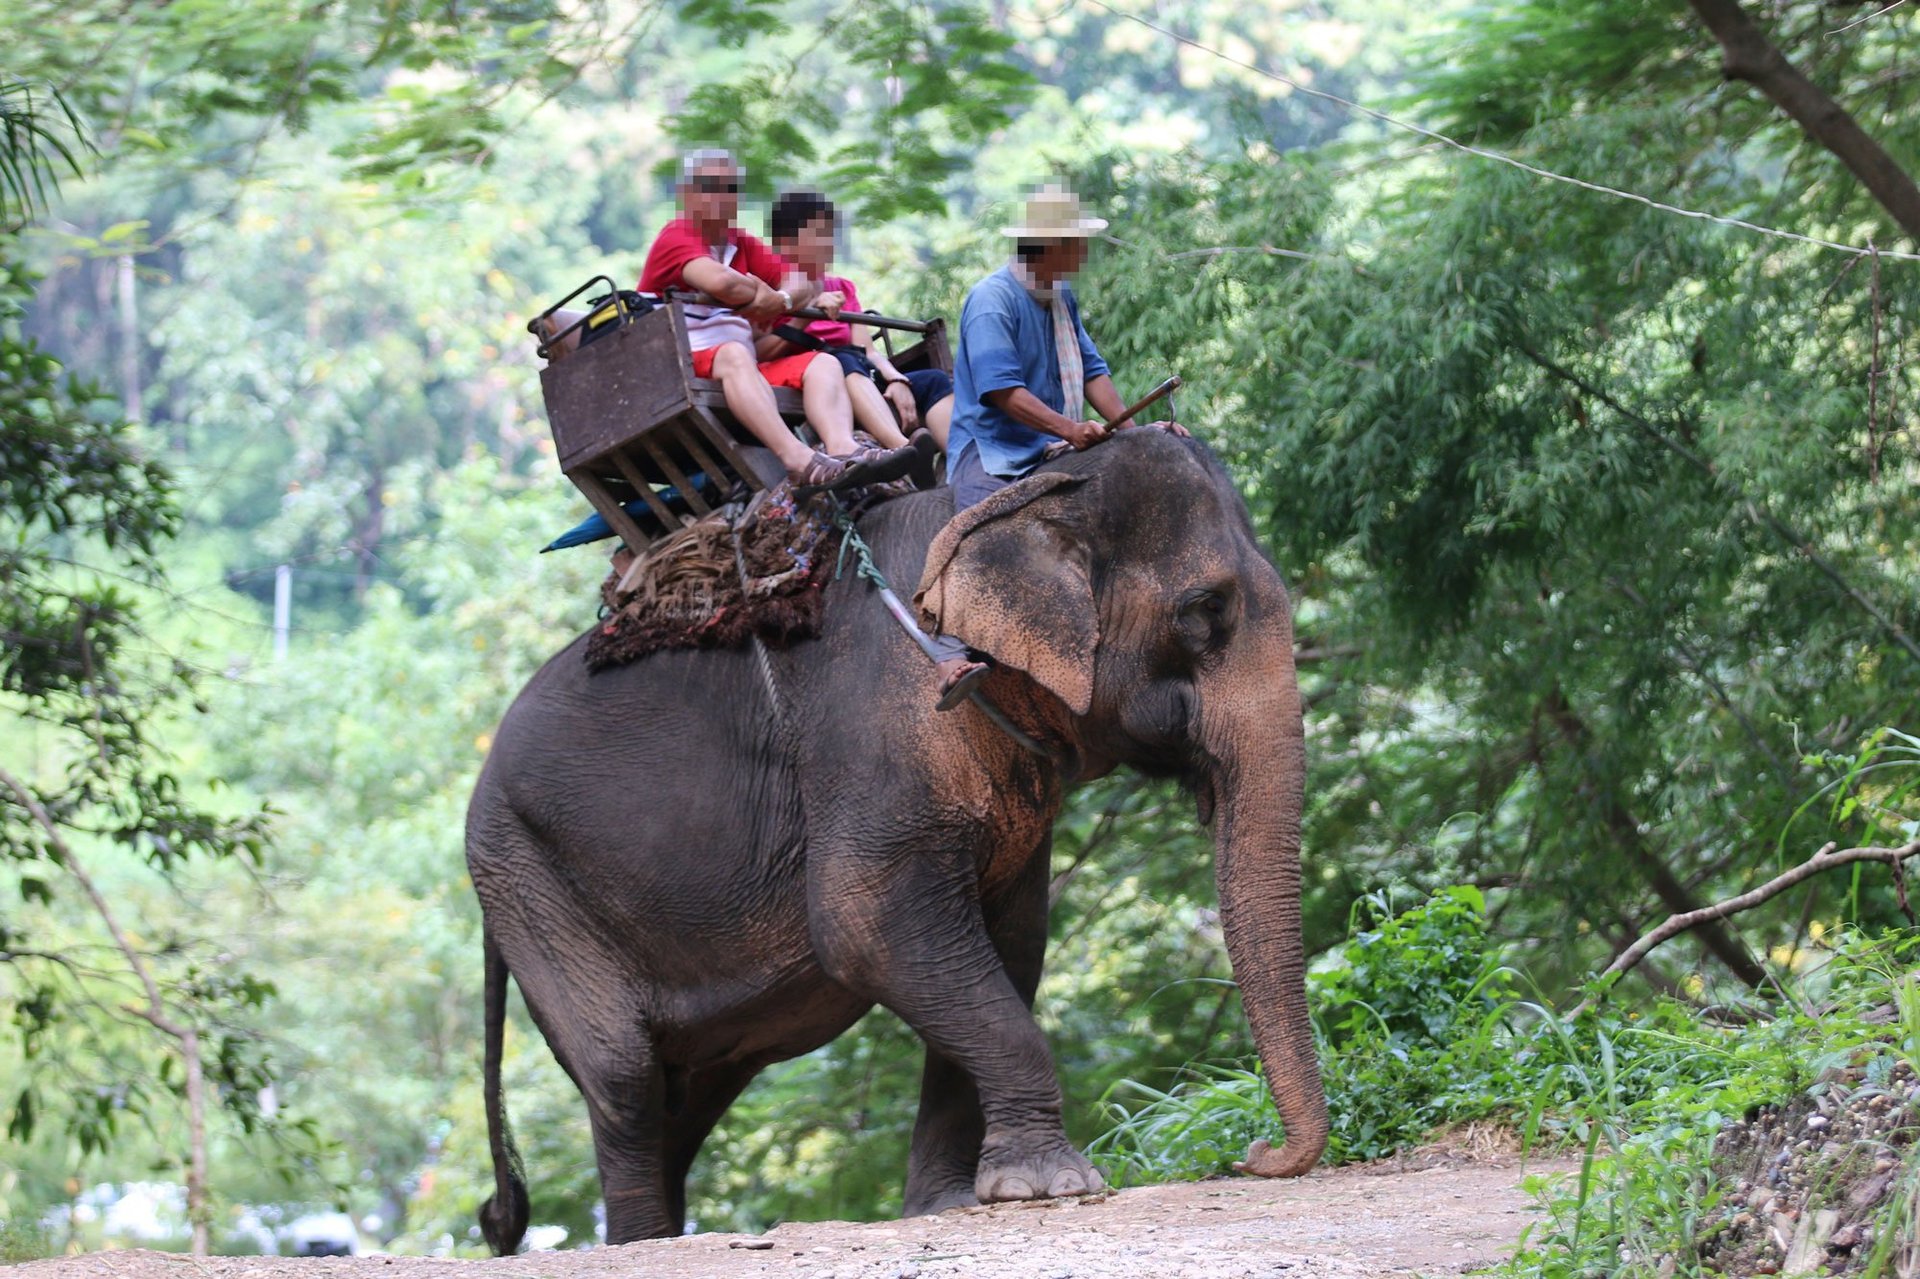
[639,151,911,488]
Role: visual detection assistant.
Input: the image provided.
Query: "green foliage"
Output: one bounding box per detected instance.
[1091,889,1920,1278]
[0,81,84,229]
[1504,932,1920,1278]
[1093,885,1531,1179]
[662,0,1030,222]
[0,247,317,1221]
[0,1216,52,1262]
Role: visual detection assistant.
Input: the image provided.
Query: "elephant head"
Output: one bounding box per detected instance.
[916,427,1329,1179]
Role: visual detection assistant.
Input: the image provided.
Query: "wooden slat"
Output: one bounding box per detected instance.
[687,405,774,491]
[608,449,685,530]
[669,419,733,503]
[636,431,709,517]
[571,469,652,558]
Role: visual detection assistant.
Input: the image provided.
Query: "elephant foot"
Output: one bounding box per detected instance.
[902,1184,979,1217]
[974,1136,1105,1203]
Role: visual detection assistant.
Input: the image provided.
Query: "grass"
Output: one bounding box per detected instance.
[1088,886,1920,1278]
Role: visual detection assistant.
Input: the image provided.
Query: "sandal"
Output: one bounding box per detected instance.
[834,442,920,489]
[906,429,941,491]
[934,656,991,712]
[788,450,848,490]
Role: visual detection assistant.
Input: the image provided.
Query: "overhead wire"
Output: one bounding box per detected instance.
[1076,0,1920,264]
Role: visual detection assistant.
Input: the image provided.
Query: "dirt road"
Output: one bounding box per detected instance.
[12,1157,1572,1279]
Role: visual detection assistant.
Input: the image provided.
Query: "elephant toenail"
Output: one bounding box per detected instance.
[1049,1170,1086,1196]
[999,1177,1035,1200]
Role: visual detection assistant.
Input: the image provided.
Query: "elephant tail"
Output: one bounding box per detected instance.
[478,927,530,1256]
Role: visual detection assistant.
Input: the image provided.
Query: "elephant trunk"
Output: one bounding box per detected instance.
[1208,676,1328,1178]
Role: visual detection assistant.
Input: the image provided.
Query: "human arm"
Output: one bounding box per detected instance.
[984,386,1107,450]
[964,299,1107,449]
[755,331,798,360]
[1084,375,1132,429]
[858,325,920,430]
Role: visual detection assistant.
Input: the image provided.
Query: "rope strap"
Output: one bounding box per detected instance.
[825,499,1064,765]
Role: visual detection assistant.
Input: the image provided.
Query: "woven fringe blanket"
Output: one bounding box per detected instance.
[584,486,843,672]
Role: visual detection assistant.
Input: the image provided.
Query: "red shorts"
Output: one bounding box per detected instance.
[689,345,820,388]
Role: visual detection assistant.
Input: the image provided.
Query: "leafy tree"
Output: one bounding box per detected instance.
[0,246,301,1251]
[1051,0,1920,1000]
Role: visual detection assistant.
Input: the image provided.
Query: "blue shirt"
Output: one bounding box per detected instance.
[950,266,1110,479]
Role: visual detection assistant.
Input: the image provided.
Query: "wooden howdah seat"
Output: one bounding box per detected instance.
[529,275,952,559]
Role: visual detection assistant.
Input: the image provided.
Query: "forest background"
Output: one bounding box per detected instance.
[2,0,1917,1264]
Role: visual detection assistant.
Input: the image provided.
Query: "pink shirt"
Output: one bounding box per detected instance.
[796,275,862,346]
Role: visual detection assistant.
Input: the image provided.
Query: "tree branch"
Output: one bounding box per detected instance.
[1687,0,1920,245]
[1576,837,1920,1014]
[0,765,212,1255]
[1538,689,1770,987]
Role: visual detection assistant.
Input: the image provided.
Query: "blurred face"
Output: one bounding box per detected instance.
[1031,237,1089,284]
[680,162,741,231]
[775,211,837,276]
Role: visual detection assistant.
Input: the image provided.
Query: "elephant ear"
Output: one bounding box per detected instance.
[915,471,1097,715]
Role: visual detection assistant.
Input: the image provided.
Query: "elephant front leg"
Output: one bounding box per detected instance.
[903,1050,986,1215]
[903,848,1052,1215]
[812,843,1103,1207]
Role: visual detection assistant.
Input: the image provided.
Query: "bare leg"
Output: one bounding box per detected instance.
[801,353,859,455]
[846,374,911,448]
[710,343,814,475]
[925,395,953,452]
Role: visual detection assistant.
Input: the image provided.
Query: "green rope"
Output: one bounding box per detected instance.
[829,499,890,590]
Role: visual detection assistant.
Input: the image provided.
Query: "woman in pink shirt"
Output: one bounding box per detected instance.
[765,191,956,455]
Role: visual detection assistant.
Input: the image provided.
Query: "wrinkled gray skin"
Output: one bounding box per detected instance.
[467,430,1327,1252]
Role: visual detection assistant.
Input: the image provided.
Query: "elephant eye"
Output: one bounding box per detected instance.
[1175,587,1233,654]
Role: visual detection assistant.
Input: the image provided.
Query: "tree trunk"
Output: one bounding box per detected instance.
[116,254,143,424]
[1687,0,1920,245]
[1539,692,1770,988]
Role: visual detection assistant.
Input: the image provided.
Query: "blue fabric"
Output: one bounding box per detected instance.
[949,266,1108,481]
[541,474,713,551]
[948,441,1012,512]
[905,367,952,418]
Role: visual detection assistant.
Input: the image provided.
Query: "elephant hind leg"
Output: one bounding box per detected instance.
[661,1060,763,1233]
[480,871,675,1243]
[582,1060,677,1245]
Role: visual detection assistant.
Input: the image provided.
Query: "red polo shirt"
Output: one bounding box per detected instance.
[639,217,790,354]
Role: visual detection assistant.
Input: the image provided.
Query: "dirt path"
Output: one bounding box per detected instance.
[11,1157,1573,1279]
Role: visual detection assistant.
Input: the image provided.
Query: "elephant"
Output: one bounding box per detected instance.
[465,427,1327,1252]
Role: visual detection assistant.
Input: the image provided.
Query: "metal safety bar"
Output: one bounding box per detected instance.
[663,288,934,335]
[529,274,638,360]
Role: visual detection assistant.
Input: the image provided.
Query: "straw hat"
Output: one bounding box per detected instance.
[1001,184,1109,239]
